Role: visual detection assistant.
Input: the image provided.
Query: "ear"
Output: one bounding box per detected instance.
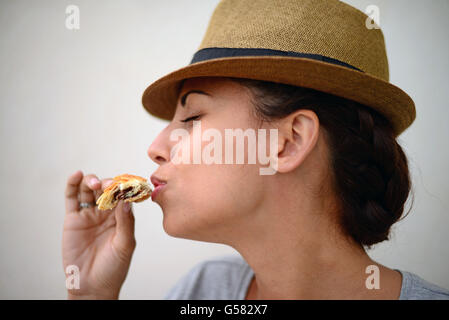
[276,110,320,173]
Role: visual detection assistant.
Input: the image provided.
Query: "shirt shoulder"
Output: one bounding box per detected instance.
[164,254,254,300]
[397,269,449,300]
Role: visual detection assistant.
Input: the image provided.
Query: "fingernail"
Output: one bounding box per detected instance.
[104,180,113,188]
[123,202,131,212]
[72,170,82,176]
[90,178,99,186]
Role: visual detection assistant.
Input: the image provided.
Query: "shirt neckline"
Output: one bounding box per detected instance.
[394,269,411,300]
[239,261,410,300]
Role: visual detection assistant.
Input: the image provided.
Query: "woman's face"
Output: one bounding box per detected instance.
[147,77,272,243]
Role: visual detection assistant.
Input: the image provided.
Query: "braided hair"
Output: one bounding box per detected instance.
[230,77,414,250]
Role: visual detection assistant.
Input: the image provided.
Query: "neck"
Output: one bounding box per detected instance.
[227,191,399,299]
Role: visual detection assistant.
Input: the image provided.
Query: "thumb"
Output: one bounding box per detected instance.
[113,200,136,253]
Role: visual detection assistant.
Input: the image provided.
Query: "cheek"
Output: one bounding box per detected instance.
[162,114,266,237]
[164,162,263,238]
[182,163,257,213]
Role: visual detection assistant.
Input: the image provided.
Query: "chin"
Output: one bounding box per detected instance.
[161,213,225,243]
[162,213,196,239]
[161,214,181,237]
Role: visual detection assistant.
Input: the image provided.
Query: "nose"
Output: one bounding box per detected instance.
[147,125,171,165]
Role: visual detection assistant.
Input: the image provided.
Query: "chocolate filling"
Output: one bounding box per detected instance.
[113,187,134,200]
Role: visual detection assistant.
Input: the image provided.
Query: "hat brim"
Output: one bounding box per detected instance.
[141,56,415,137]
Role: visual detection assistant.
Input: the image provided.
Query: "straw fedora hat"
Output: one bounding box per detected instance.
[141,0,416,137]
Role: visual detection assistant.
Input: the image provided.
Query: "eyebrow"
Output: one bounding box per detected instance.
[180,90,211,107]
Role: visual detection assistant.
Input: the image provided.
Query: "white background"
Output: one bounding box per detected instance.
[0,0,448,299]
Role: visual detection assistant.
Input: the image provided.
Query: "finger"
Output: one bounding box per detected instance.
[102,178,114,190]
[94,178,113,201]
[113,200,136,253]
[65,170,84,213]
[80,174,101,204]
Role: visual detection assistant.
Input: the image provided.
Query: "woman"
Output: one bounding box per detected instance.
[63,0,449,299]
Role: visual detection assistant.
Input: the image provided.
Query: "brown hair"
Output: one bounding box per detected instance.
[230,77,414,250]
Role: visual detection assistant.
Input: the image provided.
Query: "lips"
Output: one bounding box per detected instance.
[150,175,167,200]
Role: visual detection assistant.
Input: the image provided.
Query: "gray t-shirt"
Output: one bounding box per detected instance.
[164,254,449,300]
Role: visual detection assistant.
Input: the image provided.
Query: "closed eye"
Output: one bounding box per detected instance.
[180,115,202,123]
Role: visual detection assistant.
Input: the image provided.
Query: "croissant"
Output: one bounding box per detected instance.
[96,174,152,210]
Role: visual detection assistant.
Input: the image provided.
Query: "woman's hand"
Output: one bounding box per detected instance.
[63,170,136,299]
